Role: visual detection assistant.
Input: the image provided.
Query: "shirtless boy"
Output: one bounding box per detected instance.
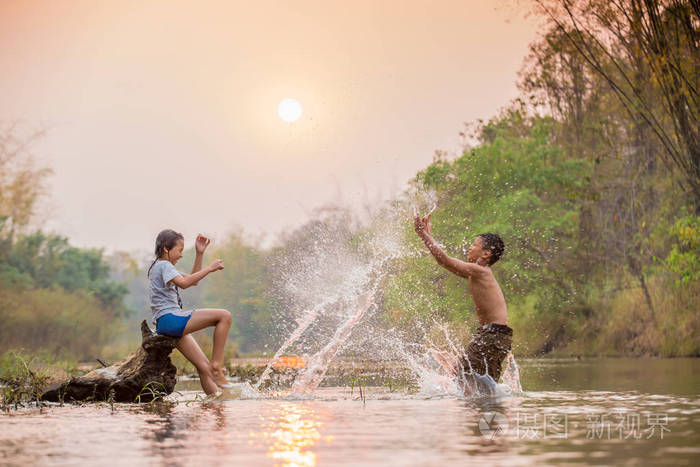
[414,211,512,390]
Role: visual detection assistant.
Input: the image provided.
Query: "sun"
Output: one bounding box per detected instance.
[278,98,303,123]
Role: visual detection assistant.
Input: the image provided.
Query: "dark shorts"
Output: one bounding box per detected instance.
[457,323,513,382]
[156,312,192,337]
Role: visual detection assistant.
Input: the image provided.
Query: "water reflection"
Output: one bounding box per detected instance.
[140,399,231,463]
[138,401,181,444]
[201,401,227,431]
[460,396,513,457]
[1,360,698,466]
[251,402,327,467]
[470,397,510,439]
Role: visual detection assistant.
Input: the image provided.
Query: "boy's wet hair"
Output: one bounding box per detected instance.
[478,233,505,265]
[147,229,184,277]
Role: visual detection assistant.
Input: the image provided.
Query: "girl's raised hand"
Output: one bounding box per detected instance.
[208,259,224,271]
[195,234,211,254]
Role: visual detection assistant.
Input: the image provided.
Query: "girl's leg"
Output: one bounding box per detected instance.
[183,308,232,385]
[177,334,219,395]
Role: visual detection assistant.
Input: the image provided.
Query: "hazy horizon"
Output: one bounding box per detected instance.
[1,0,539,253]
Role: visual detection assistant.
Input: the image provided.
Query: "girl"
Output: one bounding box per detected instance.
[148,229,231,394]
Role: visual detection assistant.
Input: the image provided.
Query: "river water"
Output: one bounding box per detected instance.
[1,358,698,466]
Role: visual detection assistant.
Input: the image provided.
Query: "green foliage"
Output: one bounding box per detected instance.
[0,284,119,357]
[0,233,132,359]
[0,124,134,362]
[386,92,698,356]
[532,0,700,207]
[665,214,700,285]
[197,231,277,352]
[134,381,169,403]
[387,110,589,327]
[2,2,697,364]
[0,351,49,409]
[0,232,129,311]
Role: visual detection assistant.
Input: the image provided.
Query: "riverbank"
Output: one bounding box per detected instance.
[507,272,699,358]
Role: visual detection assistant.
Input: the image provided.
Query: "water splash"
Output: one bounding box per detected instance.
[376,326,523,398]
[257,205,522,398]
[290,291,375,396]
[217,382,260,400]
[254,298,334,391]
[501,352,522,393]
[257,210,407,392]
[403,346,462,396]
[408,187,438,218]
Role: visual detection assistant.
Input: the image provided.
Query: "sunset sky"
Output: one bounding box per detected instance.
[1,0,539,253]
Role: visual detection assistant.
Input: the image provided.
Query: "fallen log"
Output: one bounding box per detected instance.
[42,321,179,403]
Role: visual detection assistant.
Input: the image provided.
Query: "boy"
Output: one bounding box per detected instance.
[414,211,512,391]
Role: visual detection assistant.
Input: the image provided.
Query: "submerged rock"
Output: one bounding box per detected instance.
[42,321,178,403]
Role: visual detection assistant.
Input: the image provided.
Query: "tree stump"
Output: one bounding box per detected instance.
[42,321,179,403]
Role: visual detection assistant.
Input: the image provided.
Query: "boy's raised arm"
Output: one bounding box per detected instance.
[413,212,487,279]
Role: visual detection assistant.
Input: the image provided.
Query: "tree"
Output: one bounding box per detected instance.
[0,123,51,243]
[534,0,700,210]
[387,108,589,331]
[198,231,275,352]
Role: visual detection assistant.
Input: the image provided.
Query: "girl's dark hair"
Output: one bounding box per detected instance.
[147,229,184,277]
[478,233,505,265]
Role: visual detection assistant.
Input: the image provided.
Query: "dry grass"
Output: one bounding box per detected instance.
[508,272,699,357]
[0,350,78,409]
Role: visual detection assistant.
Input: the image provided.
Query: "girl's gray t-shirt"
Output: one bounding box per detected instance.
[149,260,186,321]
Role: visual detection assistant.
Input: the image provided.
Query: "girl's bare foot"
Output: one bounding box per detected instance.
[204,389,225,401]
[197,367,220,395]
[210,363,230,387]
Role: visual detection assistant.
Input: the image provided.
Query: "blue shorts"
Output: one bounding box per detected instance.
[156,312,192,337]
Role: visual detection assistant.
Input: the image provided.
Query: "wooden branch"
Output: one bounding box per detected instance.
[41,321,180,403]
